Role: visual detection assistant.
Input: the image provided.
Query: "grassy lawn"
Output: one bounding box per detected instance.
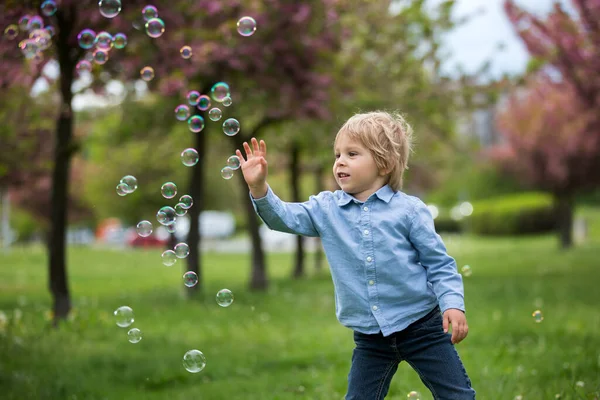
[0,208,599,399]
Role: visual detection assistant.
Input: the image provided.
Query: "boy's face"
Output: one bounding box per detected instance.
[333,134,389,202]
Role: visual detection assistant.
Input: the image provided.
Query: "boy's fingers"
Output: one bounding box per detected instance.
[251,137,259,153]
[260,139,267,156]
[243,141,253,158]
[443,313,449,333]
[235,149,246,165]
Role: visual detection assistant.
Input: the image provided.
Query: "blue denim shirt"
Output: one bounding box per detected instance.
[251,184,465,337]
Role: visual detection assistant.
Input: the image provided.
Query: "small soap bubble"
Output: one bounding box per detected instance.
[162,250,177,266]
[216,289,234,307]
[120,175,138,192]
[136,220,153,237]
[145,18,165,38]
[188,115,205,133]
[575,381,584,388]
[140,66,155,81]
[157,206,176,225]
[221,166,234,180]
[113,32,127,49]
[93,49,109,65]
[407,391,421,400]
[78,29,96,49]
[174,203,187,216]
[166,222,177,234]
[179,195,193,209]
[41,0,58,16]
[27,16,44,32]
[222,96,232,107]
[18,15,31,31]
[223,118,240,136]
[197,95,211,111]
[99,0,122,18]
[461,265,472,277]
[45,25,55,37]
[114,306,134,328]
[227,155,241,170]
[127,328,142,343]
[142,5,158,21]
[180,45,192,59]
[186,90,200,106]
[210,82,230,102]
[4,25,19,40]
[208,108,222,121]
[161,182,177,199]
[183,349,206,373]
[174,243,190,258]
[183,271,198,287]
[532,310,543,323]
[237,16,257,37]
[116,183,129,196]
[94,31,113,50]
[29,29,52,50]
[175,104,191,121]
[181,148,199,167]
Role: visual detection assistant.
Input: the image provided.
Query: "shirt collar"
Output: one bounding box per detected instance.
[337,185,396,206]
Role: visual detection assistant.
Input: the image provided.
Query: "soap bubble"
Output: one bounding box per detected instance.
[113,32,127,49]
[145,18,165,38]
[183,349,206,373]
[175,104,191,121]
[18,15,31,31]
[208,108,222,121]
[99,0,122,18]
[210,82,231,102]
[40,1,58,17]
[166,222,177,234]
[188,115,205,133]
[127,328,142,343]
[223,118,240,136]
[114,306,134,328]
[227,155,241,170]
[140,66,155,81]
[18,40,38,60]
[186,90,200,106]
[156,206,176,225]
[197,95,211,111]
[183,271,198,287]
[77,29,96,49]
[76,60,92,74]
[216,289,234,307]
[174,243,190,258]
[142,5,158,21]
[136,220,153,237]
[532,310,543,323]
[180,45,192,59]
[222,96,232,107]
[116,183,129,196]
[174,203,187,216]
[29,29,52,50]
[27,16,44,32]
[4,25,19,40]
[407,391,421,400]
[161,182,177,199]
[237,16,257,37]
[179,195,193,209]
[94,31,113,50]
[162,250,177,266]
[93,49,109,65]
[460,265,472,277]
[221,167,234,180]
[181,148,199,167]
[120,175,138,192]
[45,25,55,37]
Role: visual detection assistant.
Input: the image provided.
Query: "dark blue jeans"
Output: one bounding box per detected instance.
[346,307,475,399]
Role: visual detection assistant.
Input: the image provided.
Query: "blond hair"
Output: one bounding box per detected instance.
[334,111,413,191]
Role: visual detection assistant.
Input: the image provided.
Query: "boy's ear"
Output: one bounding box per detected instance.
[379,167,391,176]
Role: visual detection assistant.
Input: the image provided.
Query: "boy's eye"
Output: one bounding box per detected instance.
[334,154,340,159]
[349,152,357,156]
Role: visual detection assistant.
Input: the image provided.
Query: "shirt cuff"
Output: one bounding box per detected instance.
[438,294,465,314]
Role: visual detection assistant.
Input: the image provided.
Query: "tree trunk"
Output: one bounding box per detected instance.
[185,117,206,296]
[49,8,76,325]
[290,140,305,278]
[314,163,324,272]
[554,192,575,249]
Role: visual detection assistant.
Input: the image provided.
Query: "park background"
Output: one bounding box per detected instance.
[1,0,599,399]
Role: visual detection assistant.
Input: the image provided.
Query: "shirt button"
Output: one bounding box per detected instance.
[364,230,369,235]
[369,280,374,285]
[372,305,378,311]
[366,256,372,262]
[363,206,369,211]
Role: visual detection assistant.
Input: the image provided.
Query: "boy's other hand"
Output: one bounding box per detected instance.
[236,137,268,197]
[443,308,468,344]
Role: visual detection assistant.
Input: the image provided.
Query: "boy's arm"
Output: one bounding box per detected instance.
[250,185,326,238]
[407,199,465,314]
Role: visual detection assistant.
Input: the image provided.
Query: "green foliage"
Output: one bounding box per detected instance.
[1,217,599,399]
[9,207,42,243]
[466,192,557,236]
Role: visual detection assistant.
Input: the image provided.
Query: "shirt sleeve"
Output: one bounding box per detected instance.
[408,199,465,314]
[250,185,327,237]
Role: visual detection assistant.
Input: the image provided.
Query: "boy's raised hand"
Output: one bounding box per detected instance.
[236,137,268,197]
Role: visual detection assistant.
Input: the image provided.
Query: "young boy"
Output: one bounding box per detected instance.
[235,111,476,399]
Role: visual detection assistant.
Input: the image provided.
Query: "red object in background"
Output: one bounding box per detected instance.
[126,230,167,248]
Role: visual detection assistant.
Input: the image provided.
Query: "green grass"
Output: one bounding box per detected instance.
[1,208,600,399]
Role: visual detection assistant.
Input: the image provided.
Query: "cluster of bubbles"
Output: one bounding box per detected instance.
[113,306,142,343]
[116,175,138,196]
[76,28,128,68]
[3,4,58,64]
[221,155,241,180]
[162,242,190,266]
